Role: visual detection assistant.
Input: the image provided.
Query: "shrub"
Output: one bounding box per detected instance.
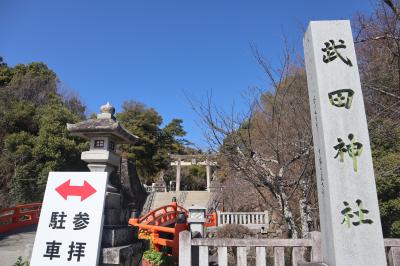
[143,249,164,266]
[216,224,254,238]
[13,257,29,266]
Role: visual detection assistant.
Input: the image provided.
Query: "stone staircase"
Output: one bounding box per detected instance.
[177,191,188,205]
[140,192,154,216]
[150,191,211,210]
[183,191,212,208]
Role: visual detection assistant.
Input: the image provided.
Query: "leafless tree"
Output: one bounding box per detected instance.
[355,0,400,120]
[190,44,318,238]
[354,1,400,180]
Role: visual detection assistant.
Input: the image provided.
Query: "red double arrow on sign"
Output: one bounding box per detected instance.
[55,179,96,201]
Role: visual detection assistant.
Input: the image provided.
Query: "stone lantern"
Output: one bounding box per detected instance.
[67,103,143,265]
[187,205,207,237]
[67,102,138,175]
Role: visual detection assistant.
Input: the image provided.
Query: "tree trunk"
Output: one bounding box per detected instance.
[299,197,310,238]
[277,191,298,239]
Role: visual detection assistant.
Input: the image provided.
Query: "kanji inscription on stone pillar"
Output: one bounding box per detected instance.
[303,20,386,265]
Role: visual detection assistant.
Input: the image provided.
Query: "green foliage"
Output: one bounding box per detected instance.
[0,56,189,205]
[354,3,400,237]
[117,101,187,183]
[391,220,400,236]
[163,164,207,191]
[370,119,400,237]
[33,95,87,187]
[0,57,12,86]
[142,247,177,266]
[12,257,29,266]
[6,62,57,106]
[2,100,36,134]
[143,249,165,265]
[181,165,207,190]
[0,57,87,206]
[0,57,191,204]
[376,174,400,237]
[2,96,87,203]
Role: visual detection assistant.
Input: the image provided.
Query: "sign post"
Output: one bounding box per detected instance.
[31,172,108,266]
[304,20,386,265]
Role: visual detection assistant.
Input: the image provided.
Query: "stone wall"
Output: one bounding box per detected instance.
[99,158,148,266]
[119,158,148,215]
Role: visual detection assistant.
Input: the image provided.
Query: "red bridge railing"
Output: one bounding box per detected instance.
[129,201,188,256]
[205,212,217,227]
[136,202,187,226]
[0,203,42,233]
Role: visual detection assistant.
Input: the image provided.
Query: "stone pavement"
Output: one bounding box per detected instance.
[0,225,36,266]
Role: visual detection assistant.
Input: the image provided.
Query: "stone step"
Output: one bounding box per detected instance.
[151,191,211,210]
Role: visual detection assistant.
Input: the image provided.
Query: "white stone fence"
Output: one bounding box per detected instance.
[143,184,152,193]
[179,231,400,266]
[143,183,167,192]
[216,211,269,233]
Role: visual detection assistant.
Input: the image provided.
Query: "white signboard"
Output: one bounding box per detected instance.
[31,172,108,266]
[304,20,386,265]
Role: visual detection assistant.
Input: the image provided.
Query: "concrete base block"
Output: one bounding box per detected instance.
[100,242,142,266]
[102,226,137,247]
[105,192,122,209]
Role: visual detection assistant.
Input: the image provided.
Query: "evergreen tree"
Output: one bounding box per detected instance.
[0,58,87,206]
[117,101,187,183]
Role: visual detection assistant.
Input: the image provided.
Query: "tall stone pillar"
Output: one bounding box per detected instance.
[304,21,386,265]
[176,160,181,191]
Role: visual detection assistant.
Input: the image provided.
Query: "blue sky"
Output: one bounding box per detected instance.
[0,0,375,148]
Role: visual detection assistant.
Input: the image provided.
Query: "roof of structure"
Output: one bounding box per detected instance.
[66,102,139,144]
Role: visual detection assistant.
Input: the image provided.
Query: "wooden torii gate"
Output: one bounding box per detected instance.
[170,154,217,192]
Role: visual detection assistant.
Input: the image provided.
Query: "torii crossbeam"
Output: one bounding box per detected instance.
[170,154,217,192]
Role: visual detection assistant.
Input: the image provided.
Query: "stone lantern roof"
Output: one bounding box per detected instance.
[67,102,139,144]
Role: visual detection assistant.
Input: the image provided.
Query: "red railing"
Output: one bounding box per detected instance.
[205,212,217,227]
[137,202,187,226]
[129,201,188,256]
[0,203,42,233]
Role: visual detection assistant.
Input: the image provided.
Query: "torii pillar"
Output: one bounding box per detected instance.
[206,162,211,192]
[170,154,217,192]
[176,159,181,191]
